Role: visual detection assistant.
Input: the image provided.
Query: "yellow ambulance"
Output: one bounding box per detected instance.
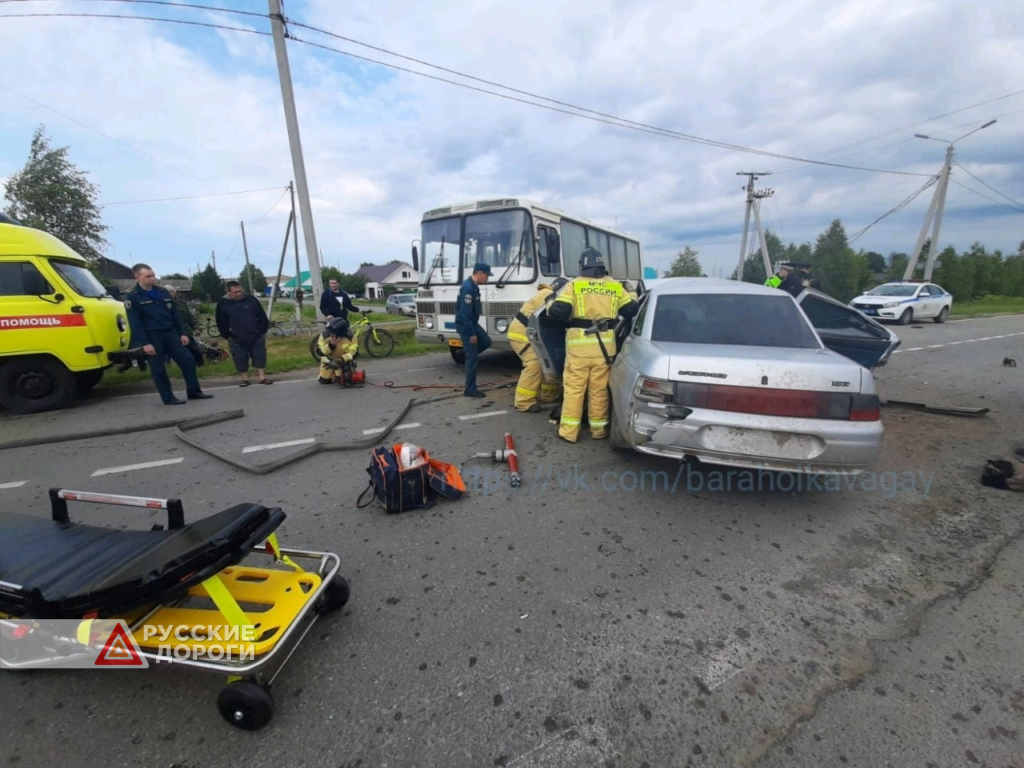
[0,221,132,414]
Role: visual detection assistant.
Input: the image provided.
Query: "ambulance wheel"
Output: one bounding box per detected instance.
[217,680,274,731]
[450,347,466,364]
[0,357,76,414]
[75,369,104,396]
[316,575,351,613]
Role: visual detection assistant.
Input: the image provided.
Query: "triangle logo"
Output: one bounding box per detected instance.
[94,621,148,667]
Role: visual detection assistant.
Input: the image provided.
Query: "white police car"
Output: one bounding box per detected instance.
[849,281,952,325]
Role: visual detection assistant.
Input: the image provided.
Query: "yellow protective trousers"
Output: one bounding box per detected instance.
[558,355,610,442]
[510,334,544,411]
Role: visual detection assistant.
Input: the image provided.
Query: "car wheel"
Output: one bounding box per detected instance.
[898,308,913,325]
[934,306,948,324]
[609,407,628,451]
[0,357,77,414]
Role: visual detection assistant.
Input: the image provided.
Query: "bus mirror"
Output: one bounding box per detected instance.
[411,244,419,271]
[547,230,561,264]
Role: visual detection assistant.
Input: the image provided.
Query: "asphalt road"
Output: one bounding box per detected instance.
[0,315,1022,768]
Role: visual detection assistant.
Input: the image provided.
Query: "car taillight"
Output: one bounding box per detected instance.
[635,376,674,403]
[849,394,880,421]
[672,383,879,421]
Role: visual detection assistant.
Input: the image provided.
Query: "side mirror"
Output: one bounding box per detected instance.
[411,245,419,272]
[54,293,65,302]
[546,230,561,270]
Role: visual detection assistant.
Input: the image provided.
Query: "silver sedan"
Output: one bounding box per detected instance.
[604,278,899,476]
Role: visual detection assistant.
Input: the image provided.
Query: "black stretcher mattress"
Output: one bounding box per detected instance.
[0,504,285,619]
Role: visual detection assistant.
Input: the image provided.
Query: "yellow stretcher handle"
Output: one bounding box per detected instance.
[266,533,303,572]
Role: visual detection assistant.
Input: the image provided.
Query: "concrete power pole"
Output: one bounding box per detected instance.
[268,0,325,319]
[735,172,770,281]
[240,220,254,295]
[903,119,997,282]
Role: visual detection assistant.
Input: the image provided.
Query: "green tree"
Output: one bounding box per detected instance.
[192,263,224,302]
[811,219,860,302]
[3,125,108,262]
[863,251,886,273]
[162,272,188,280]
[321,266,343,285]
[239,265,267,294]
[887,252,909,281]
[337,272,366,295]
[663,246,703,277]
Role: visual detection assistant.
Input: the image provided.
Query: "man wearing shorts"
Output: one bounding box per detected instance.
[215,280,272,386]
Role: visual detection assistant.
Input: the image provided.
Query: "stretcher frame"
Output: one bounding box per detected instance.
[0,489,349,730]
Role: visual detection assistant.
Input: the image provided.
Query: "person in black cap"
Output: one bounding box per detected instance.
[455,262,492,397]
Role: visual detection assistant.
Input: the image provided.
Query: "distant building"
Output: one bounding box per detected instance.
[94,256,135,281]
[356,262,419,300]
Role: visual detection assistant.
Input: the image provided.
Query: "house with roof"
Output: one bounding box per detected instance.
[356,262,419,300]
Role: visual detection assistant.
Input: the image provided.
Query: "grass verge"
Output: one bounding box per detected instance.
[949,295,1024,318]
[95,325,436,391]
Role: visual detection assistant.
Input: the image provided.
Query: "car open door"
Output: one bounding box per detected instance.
[795,288,901,369]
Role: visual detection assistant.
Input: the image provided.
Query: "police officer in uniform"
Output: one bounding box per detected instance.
[507,278,567,412]
[547,248,637,442]
[125,263,212,405]
[455,262,492,398]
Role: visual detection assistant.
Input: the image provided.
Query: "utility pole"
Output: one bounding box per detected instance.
[240,220,254,295]
[290,182,303,321]
[211,249,217,275]
[904,119,997,281]
[268,0,325,318]
[266,209,294,320]
[735,172,770,280]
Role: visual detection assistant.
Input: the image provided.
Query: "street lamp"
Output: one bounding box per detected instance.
[902,119,997,281]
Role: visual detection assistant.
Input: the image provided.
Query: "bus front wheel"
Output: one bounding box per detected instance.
[450,346,466,365]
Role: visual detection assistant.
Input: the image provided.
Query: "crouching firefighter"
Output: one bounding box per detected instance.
[546,248,638,442]
[318,318,363,387]
[508,278,568,413]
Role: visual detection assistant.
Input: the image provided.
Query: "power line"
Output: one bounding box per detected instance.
[245,186,291,224]
[950,179,1024,213]
[0,0,268,19]
[0,10,272,36]
[952,162,1024,211]
[285,31,932,178]
[765,90,1024,174]
[100,185,287,206]
[849,176,939,243]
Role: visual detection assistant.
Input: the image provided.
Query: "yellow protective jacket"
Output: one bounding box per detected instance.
[318,333,359,365]
[548,276,637,359]
[507,285,554,345]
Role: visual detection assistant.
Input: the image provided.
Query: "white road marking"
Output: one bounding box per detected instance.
[459,410,509,421]
[892,331,1024,355]
[0,481,27,489]
[362,422,421,435]
[92,458,185,477]
[505,723,612,767]
[242,438,316,453]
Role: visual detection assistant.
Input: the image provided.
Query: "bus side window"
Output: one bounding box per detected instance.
[539,225,560,276]
[609,235,627,277]
[561,220,586,277]
[626,241,642,279]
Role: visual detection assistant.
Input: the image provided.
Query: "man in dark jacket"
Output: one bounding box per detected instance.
[216,281,272,385]
[320,278,361,321]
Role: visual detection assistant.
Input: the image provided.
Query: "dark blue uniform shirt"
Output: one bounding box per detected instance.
[124,284,187,347]
[455,277,481,328]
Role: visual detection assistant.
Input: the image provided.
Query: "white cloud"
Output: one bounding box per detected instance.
[0,0,1021,284]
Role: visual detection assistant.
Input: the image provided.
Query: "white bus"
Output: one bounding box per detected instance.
[412,197,644,363]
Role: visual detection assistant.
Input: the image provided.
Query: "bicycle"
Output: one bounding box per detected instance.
[200,318,221,338]
[268,317,316,338]
[309,310,396,360]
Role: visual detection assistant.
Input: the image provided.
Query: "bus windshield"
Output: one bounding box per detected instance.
[463,210,535,283]
[420,217,462,286]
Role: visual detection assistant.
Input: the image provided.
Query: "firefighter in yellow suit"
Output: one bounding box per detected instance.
[508,278,568,412]
[318,318,362,387]
[546,248,638,442]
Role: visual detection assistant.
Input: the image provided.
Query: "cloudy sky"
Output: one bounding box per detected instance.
[1,0,1022,284]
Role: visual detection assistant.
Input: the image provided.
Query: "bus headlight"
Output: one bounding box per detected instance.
[495,318,509,333]
[425,316,434,329]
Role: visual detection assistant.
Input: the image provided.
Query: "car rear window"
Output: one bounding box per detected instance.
[650,293,821,348]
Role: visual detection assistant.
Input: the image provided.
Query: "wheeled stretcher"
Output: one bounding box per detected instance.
[0,488,350,730]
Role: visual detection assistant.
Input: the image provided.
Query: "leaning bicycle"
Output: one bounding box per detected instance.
[268,318,316,338]
[309,310,396,360]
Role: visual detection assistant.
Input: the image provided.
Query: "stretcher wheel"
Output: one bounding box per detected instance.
[316,575,351,613]
[217,680,275,730]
